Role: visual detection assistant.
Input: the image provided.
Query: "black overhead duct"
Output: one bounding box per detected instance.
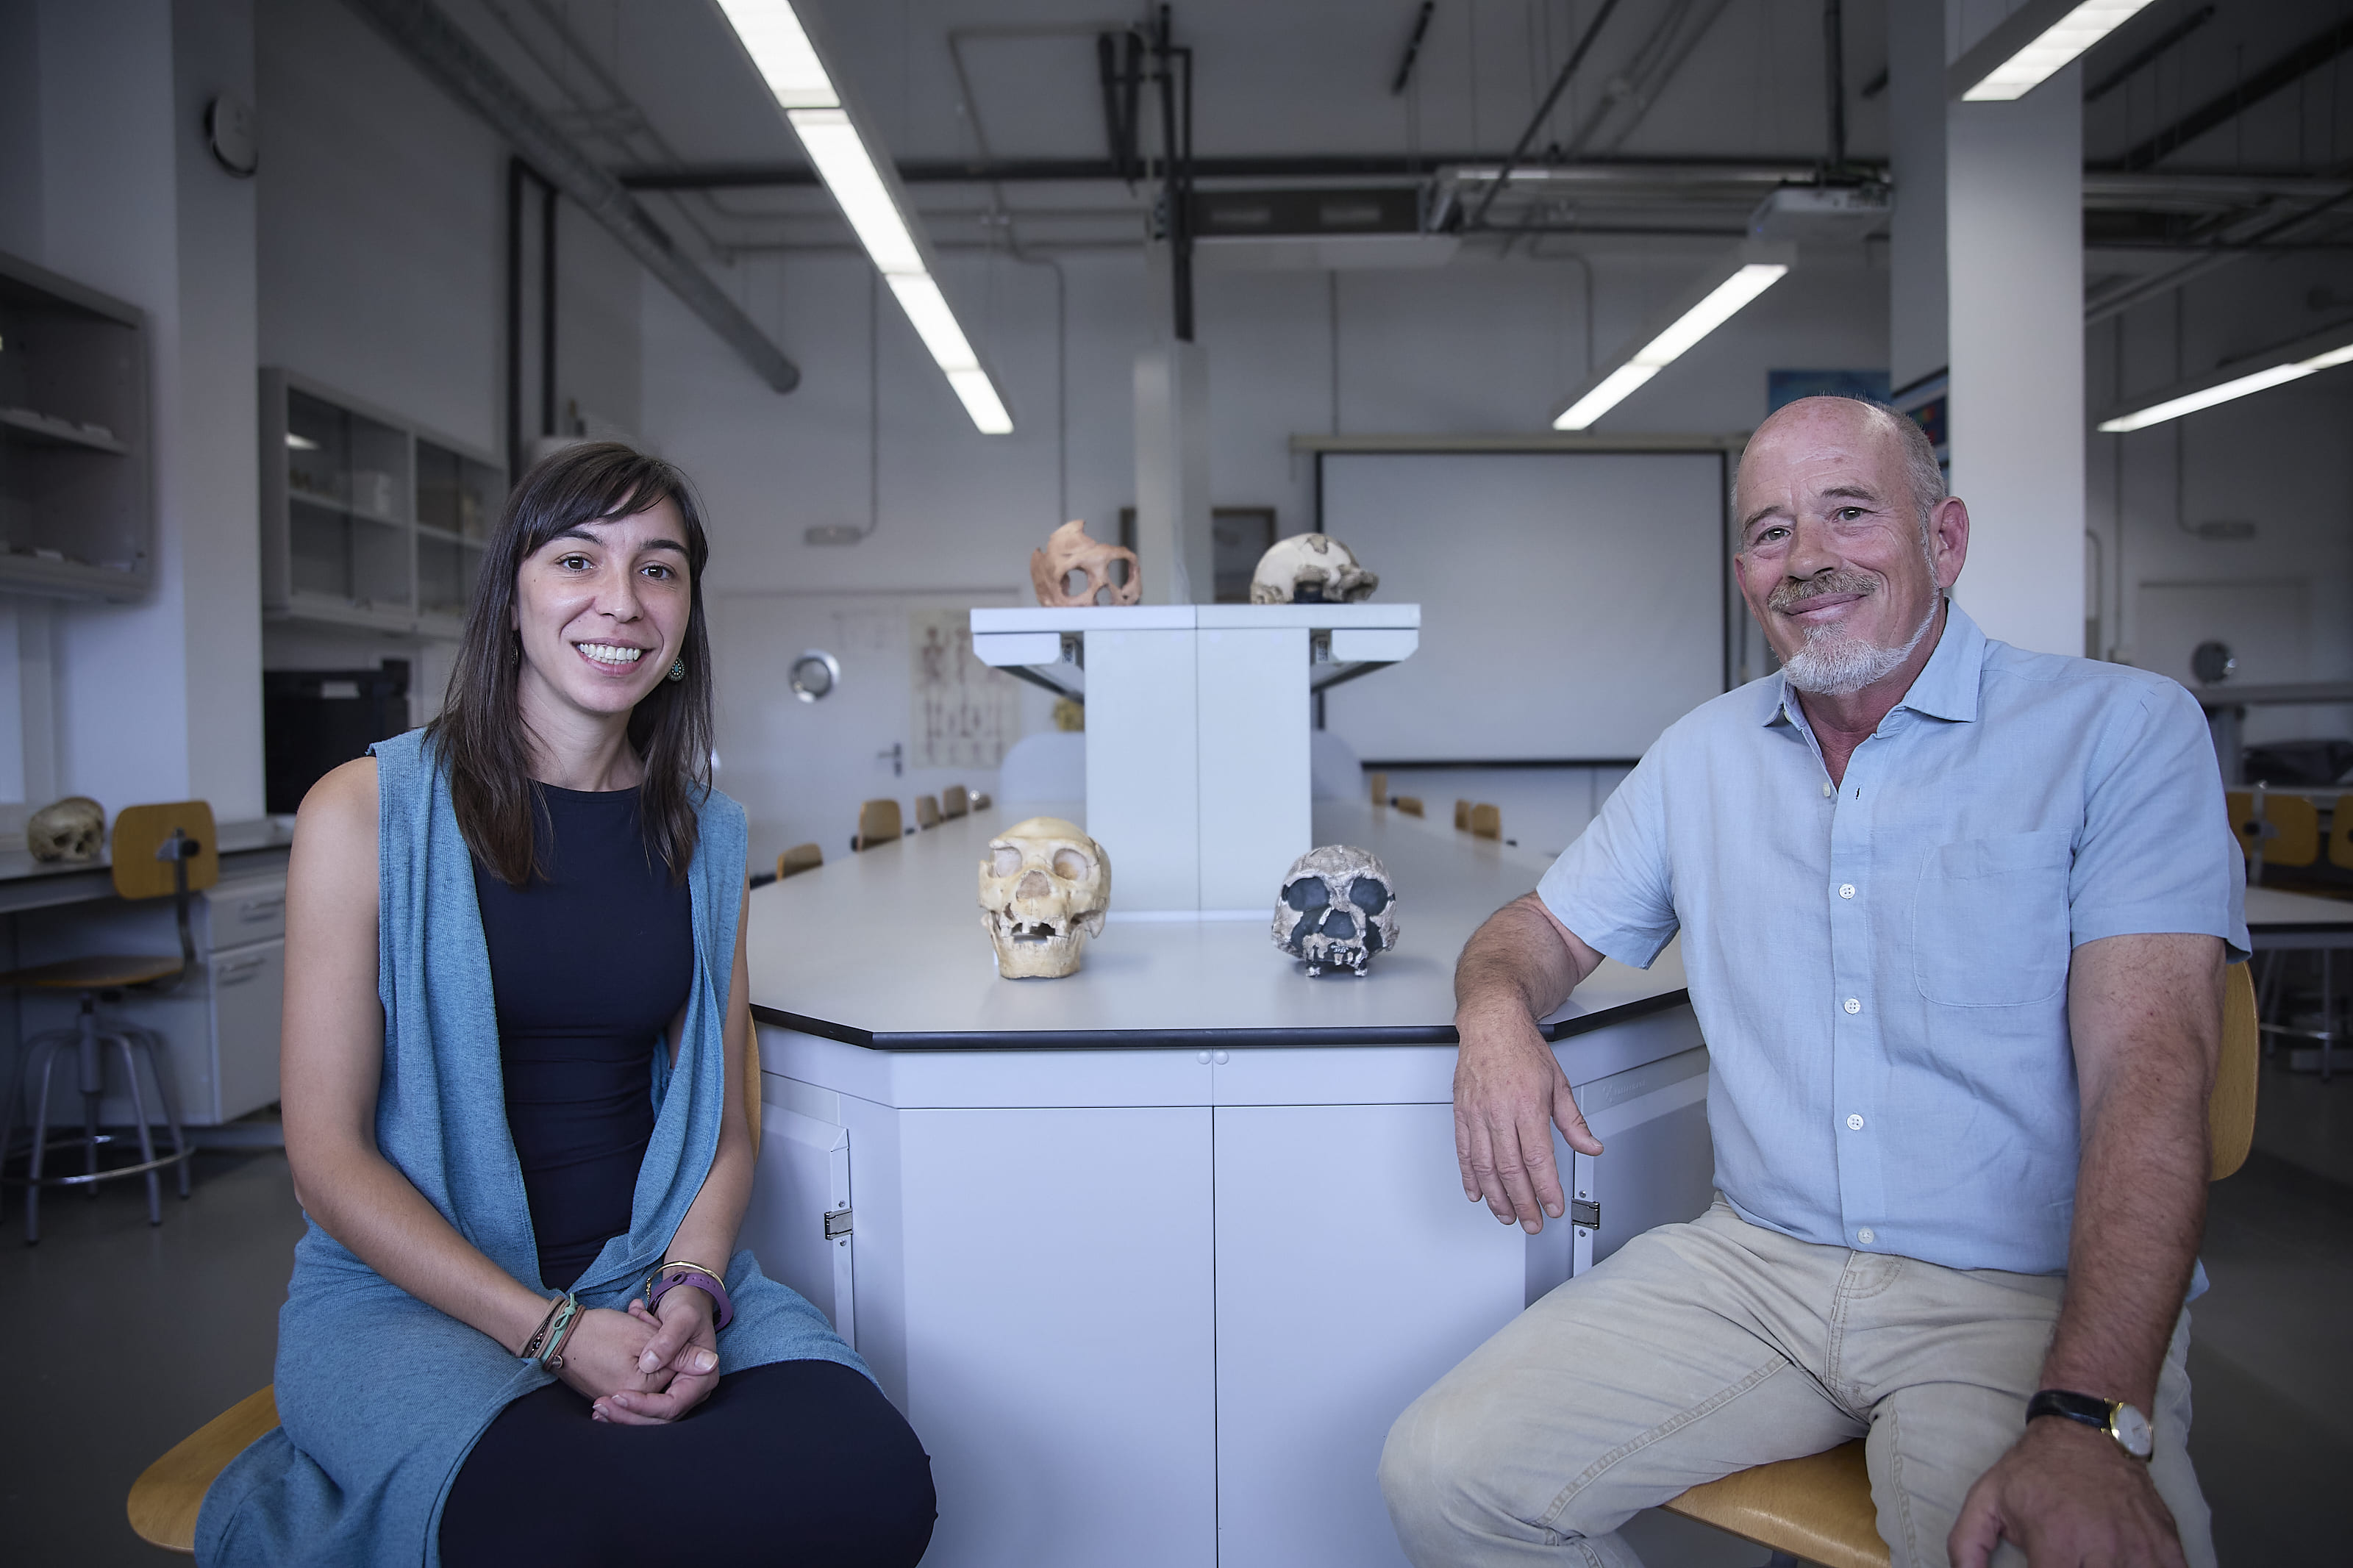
[341,0,801,395]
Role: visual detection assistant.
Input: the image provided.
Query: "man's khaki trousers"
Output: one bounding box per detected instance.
[1379,1198,2213,1568]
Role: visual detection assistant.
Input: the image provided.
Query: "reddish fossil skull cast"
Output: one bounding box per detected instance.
[1030,520,1140,607]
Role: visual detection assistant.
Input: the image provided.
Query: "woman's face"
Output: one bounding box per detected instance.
[510,497,693,725]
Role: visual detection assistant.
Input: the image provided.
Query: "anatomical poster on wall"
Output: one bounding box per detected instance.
[910,609,1019,770]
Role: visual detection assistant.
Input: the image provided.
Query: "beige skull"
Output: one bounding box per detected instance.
[979,817,1111,978]
[1030,520,1140,607]
[26,795,105,863]
[1249,532,1378,605]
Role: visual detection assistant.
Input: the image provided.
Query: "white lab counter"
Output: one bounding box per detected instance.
[745,801,1714,1568]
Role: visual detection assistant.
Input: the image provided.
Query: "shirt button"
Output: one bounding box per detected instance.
[1843,997,1861,1014]
[1857,1227,1876,1245]
[1821,780,1834,798]
[1838,884,1856,899]
[1846,1113,1865,1131]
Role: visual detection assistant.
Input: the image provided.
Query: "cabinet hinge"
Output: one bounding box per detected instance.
[823,1206,854,1240]
[1569,1198,1600,1230]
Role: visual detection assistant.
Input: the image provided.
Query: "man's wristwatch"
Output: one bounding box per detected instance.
[2027,1389,2154,1459]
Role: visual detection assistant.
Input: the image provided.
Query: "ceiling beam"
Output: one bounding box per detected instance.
[2115,15,2353,172]
[614,152,1874,192]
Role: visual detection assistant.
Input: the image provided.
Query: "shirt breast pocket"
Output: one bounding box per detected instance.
[1913,829,2074,1007]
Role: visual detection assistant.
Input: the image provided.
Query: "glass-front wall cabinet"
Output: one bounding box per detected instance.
[261,369,501,637]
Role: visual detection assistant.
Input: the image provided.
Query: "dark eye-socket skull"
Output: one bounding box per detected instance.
[1271,845,1399,977]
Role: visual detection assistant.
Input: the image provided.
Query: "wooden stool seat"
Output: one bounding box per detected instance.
[0,953,188,990]
[128,1384,279,1552]
[1663,1440,1886,1568]
[776,842,823,881]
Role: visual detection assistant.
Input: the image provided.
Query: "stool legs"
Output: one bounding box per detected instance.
[24,1034,66,1244]
[110,1031,162,1225]
[4,1000,191,1243]
[124,1025,190,1200]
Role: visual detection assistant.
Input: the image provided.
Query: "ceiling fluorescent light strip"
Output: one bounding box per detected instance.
[715,0,1013,434]
[1956,0,2161,103]
[2097,343,2353,434]
[1553,260,1788,431]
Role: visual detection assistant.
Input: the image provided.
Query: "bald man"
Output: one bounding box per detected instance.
[1379,398,2240,1568]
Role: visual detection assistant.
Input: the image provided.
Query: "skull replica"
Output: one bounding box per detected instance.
[979,817,1113,978]
[1271,845,1399,977]
[26,795,106,863]
[1248,532,1379,606]
[1031,519,1141,608]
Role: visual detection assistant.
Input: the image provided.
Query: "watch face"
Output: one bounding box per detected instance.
[2110,1403,2154,1458]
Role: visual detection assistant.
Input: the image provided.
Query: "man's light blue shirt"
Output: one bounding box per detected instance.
[1537,604,2247,1275]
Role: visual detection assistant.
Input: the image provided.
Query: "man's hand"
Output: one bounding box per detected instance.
[1454,1000,1603,1233]
[1949,1417,2185,1568]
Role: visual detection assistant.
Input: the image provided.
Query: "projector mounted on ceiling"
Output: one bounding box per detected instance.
[1747,185,1890,243]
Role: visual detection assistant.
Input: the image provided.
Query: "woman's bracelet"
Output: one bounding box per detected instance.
[521,1292,580,1370]
[519,1292,567,1360]
[644,1259,735,1331]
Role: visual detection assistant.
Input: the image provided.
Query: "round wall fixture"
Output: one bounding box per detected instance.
[205,95,257,178]
[2191,640,2237,684]
[789,650,841,703]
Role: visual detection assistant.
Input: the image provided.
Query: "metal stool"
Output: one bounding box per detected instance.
[0,801,215,1242]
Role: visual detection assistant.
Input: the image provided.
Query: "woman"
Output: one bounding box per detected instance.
[200,444,935,1566]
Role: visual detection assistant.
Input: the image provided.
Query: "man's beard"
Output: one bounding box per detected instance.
[1771,570,1940,697]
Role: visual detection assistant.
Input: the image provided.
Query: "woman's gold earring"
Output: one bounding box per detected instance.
[668,659,686,683]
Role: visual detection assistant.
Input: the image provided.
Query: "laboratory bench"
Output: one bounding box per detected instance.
[743,798,1715,1568]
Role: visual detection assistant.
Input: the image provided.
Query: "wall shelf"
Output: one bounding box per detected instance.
[260,368,502,637]
[0,248,152,602]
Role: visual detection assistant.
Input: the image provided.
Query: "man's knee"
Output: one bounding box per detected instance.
[1380,1384,1522,1553]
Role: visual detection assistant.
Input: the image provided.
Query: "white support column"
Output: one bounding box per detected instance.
[1890,3,2086,659]
[1083,621,1201,911]
[1132,339,1214,607]
[1194,621,1310,912]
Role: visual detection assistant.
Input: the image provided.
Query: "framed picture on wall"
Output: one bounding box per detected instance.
[1116,506,1279,603]
[1891,370,1950,477]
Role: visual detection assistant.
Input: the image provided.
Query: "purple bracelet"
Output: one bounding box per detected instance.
[645,1261,735,1331]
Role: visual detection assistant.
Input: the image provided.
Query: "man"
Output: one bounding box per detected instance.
[1379,396,2242,1568]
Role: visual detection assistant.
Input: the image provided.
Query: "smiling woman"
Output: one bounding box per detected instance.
[196,444,936,1567]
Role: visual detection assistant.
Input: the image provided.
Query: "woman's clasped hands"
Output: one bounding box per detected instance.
[548,1289,722,1425]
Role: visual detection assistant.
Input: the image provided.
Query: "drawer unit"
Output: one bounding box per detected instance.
[18,940,285,1127]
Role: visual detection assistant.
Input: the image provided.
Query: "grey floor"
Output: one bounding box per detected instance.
[4,1067,2350,1567]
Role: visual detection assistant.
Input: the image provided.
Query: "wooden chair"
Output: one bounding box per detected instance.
[914,795,941,830]
[1370,772,1389,808]
[968,791,990,811]
[1661,962,2260,1566]
[941,785,970,820]
[775,843,822,881]
[2329,795,2353,870]
[2227,788,2319,874]
[1393,796,1424,817]
[851,798,903,851]
[128,1034,772,1553]
[1470,803,1502,842]
[1454,799,1471,832]
[1,801,214,1241]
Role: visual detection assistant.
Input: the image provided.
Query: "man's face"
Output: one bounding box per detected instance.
[1732,401,1963,690]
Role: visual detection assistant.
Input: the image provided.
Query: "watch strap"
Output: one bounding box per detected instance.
[2027,1389,2151,1458]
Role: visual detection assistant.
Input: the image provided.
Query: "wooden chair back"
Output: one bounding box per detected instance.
[915,795,942,829]
[1453,799,1471,831]
[1663,956,2265,1567]
[1470,803,1502,841]
[2331,795,2353,870]
[1369,771,1388,808]
[1393,795,1424,817]
[854,798,903,850]
[942,784,970,819]
[110,801,219,900]
[968,791,991,811]
[2227,789,2319,868]
[776,842,822,880]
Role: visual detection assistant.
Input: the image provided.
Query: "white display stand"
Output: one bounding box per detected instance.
[970,604,1420,910]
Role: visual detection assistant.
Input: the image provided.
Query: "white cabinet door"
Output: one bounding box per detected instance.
[740,1108,855,1342]
[1568,1046,1715,1276]
[899,1106,1215,1568]
[1212,1103,1529,1568]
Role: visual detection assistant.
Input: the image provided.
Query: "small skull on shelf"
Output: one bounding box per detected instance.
[1272,845,1399,977]
[26,795,106,863]
[1249,533,1378,606]
[979,817,1112,978]
[1030,520,1140,608]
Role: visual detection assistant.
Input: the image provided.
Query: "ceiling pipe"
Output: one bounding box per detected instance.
[341,0,801,393]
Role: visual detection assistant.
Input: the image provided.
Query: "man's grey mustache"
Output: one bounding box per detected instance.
[1768,571,1879,614]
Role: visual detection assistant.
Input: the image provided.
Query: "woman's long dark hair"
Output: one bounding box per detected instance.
[427,442,715,887]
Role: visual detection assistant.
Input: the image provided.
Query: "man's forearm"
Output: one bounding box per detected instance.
[1455,893,1591,1025]
[2041,935,2221,1411]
